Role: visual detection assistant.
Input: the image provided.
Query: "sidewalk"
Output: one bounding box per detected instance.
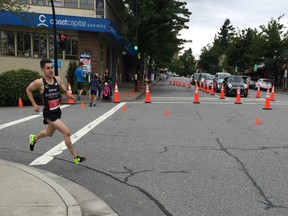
[0,159,118,216]
[71,80,154,104]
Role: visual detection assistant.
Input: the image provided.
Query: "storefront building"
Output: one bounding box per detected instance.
[0,0,136,84]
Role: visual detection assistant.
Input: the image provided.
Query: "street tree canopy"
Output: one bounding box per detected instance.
[0,0,29,12]
[123,0,191,68]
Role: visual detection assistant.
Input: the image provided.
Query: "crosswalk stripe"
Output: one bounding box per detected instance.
[0,105,70,130]
[29,102,126,166]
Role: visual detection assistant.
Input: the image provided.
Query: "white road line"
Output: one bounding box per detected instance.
[30,102,126,166]
[0,105,70,130]
[129,101,288,105]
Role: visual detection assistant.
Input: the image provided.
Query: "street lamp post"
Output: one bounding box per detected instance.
[51,0,58,76]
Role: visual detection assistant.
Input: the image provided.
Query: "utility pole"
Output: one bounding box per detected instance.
[51,0,58,76]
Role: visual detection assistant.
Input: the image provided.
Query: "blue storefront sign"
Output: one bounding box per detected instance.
[0,11,136,55]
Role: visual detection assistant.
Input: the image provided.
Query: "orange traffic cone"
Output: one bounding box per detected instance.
[202,82,206,92]
[145,83,151,103]
[81,101,85,109]
[219,83,225,99]
[114,83,120,103]
[263,88,272,110]
[67,83,75,104]
[193,84,200,104]
[255,116,261,125]
[255,84,261,98]
[18,97,23,108]
[205,82,209,93]
[188,82,191,88]
[210,82,215,95]
[235,85,242,104]
[165,108,169,116]
[270,85,275,101]
[122,105,126,112]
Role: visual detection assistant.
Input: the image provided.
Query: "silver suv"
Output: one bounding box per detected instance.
[213,72,231,92]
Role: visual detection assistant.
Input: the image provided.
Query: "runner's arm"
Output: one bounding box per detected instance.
[56,77,75,99]
[26,79,42,112]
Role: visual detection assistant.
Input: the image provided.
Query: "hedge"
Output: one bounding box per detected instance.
[0,69,42,106]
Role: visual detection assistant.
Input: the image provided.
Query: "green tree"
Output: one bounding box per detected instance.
[224,28,260,74]
[217,19,235,51]
[198,19,236,73]
[123,0,191,68]
[0,0,29,12]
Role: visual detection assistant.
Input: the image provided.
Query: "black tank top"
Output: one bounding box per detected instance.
[42,77,60,112]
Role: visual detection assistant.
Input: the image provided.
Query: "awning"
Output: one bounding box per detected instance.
[0,11,136,55]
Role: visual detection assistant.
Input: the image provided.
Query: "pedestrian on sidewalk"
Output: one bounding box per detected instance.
[26,58,86,164]
[74,62,84,100]
[104,68,112,96]
[89,73,99,106]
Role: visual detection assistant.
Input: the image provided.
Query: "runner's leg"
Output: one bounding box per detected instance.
[35,124,56,142]
[46,119,78,157]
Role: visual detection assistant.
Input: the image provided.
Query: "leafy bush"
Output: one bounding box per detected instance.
[0,69,41,106]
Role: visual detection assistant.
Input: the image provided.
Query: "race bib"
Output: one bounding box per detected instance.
[48,98,60,110]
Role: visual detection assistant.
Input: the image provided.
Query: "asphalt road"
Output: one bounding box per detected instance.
[1,77,288,216]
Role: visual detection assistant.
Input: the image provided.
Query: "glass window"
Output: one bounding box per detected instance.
[33,33,47,58]
[48,34,55,58]
[15,0,30,4]
[64,0,78,8]
[17,32,31,57]
[0,31,15,56]
[32,0,47,5]
[65,36,78,60]
[48,0,62,7]
[80,0,94,9]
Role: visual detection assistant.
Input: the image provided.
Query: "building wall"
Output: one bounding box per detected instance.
[0,56,71,85]
[29,5,96,18]
[78,31,100,74]
[0,0,134,84]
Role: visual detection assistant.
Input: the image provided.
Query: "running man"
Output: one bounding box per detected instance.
[26,58,86,164]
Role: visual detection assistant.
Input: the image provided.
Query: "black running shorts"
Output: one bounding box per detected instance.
[90,90,97,95]
[77,82,83,90]
[43,108,62,125]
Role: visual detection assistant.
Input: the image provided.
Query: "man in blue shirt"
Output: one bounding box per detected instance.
[74,62,84,100]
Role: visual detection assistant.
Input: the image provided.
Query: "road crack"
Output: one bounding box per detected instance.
[216,137,288,210]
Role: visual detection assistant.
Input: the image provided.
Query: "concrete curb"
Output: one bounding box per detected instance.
[1,159,82,216]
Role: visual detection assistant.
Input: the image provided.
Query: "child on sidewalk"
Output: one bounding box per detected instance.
[89,73,99,106]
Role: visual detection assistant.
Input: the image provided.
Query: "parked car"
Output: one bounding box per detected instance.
[213,72,231,92]
[239,75,250,85]
[254,78,272,90]
[198,73,211,86]
[222,75,248,97]
[248,77,258,89]
[191,73,200,85]
[204,74,215,89]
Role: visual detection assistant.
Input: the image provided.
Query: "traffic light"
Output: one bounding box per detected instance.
[133,36,138,51]
[59,33,67,50]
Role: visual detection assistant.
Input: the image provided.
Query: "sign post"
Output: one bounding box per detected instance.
[80,51,92,82]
